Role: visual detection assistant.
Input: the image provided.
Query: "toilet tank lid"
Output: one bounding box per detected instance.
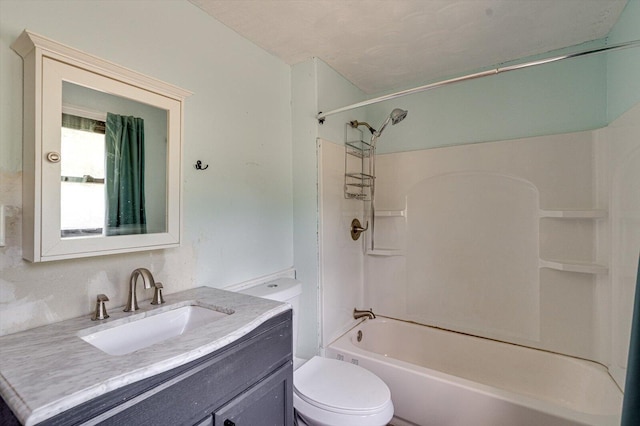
[240,278,302,302]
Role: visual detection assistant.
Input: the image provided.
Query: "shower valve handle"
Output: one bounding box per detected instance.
[350,218,368,241]
[353,222,368,232]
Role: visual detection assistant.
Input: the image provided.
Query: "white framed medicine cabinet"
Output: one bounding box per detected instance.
[11,30,192,262]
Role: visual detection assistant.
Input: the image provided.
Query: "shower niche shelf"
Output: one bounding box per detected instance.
[538,207,609,274]
[366,248,404,257]
[365,209,406,256]
[375,210,406,217]
[539,259,609,275]
[539,209,607,219]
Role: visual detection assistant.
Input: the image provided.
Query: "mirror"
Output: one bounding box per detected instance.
[60,82,168,238]
[12,30,191,262]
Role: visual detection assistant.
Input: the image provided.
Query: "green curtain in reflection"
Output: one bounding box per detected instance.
[105,113,146,235]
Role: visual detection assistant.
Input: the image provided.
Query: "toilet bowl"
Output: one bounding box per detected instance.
[241,278,394,426]
[294,356,393,426]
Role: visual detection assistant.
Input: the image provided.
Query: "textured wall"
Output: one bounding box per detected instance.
[607,0,640,122]
[0,0,293,335]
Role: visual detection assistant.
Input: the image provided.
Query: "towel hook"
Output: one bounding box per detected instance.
[194,160,209,170]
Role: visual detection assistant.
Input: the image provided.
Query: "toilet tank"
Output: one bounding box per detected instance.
[240,278,302,355]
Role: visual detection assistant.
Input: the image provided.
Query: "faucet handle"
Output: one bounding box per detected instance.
[91,294,110,321]
[151,282,165,305]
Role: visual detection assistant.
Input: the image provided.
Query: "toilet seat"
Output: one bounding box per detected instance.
[294,356,393,425]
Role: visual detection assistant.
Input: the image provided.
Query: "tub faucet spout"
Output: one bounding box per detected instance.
[124,268,155,312]
[354,308,376,320]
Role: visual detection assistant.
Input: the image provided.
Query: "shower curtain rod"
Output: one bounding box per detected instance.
[316,39,640,123]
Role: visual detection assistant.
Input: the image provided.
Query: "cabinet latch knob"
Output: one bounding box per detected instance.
[46,152,61,163]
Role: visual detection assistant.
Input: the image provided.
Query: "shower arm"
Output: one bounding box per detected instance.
[349,117,393,137]
[349,120,376,135]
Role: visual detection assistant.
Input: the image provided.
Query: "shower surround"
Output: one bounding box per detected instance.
[367,131,598,358]
[318,103,640,423]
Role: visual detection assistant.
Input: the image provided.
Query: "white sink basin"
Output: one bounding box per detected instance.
[80,305,229,356]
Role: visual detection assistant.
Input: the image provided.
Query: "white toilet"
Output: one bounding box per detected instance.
[241,278,394,426]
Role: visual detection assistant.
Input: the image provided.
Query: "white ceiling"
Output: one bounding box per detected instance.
[189,0,628,94]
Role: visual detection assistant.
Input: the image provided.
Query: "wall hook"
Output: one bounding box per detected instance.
[194,160,209,170]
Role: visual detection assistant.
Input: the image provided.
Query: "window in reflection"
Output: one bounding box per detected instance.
[60,113,107,237]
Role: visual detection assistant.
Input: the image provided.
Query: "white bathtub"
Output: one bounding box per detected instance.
[325,317,622,426]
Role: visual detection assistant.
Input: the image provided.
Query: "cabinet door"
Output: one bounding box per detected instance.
[12,30,189,262]
[195,416,213,426]
[214,363,293,426]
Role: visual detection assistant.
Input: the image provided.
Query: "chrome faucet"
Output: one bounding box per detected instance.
[353,308,376,320]
[124,268,155,312]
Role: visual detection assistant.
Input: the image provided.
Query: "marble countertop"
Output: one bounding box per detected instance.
[0,286,289,425]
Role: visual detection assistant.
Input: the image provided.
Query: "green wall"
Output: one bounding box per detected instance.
[368,51,607,154]
[0,0,293,335]
[324,0,639,155]
[607,0,640,122]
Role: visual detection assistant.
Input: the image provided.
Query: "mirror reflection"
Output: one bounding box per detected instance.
[60,82,168,238]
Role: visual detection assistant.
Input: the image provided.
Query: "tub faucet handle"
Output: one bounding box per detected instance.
[91,294,110,321]
[151,282,165,305]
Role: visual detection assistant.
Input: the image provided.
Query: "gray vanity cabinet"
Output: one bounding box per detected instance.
[192,361,291,426]
[1,311,293,426]
[212,363,292,425]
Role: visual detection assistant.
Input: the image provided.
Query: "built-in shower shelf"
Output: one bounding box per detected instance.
[539,259,609,274]
[375,210,405,217]
[538,209,608,219]
[367,248,404,256]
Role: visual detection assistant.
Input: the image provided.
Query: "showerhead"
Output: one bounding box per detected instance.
[390,108,408,125]
[375,108,408,137]
[349,108,408,138]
